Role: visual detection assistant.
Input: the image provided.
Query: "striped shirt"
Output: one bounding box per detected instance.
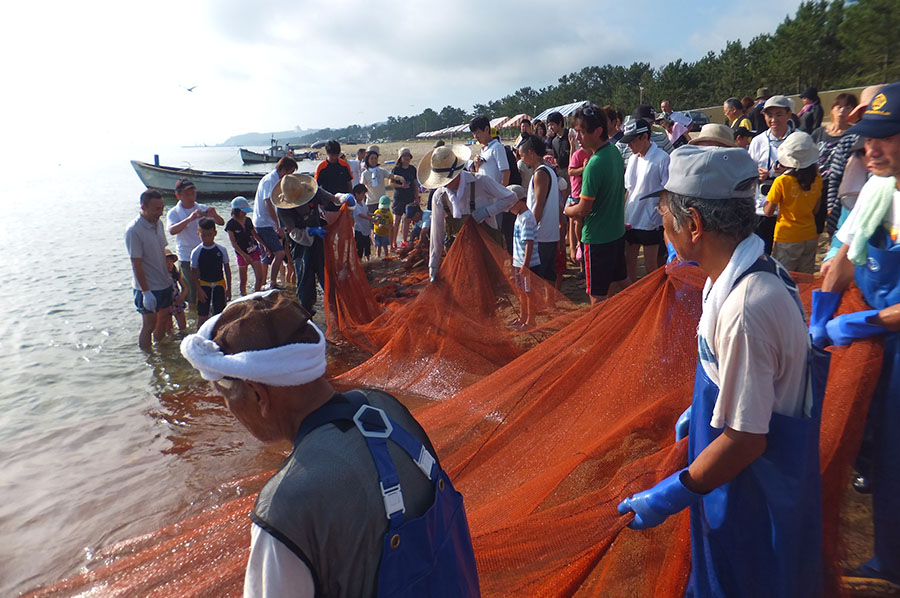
[512,210,541,268]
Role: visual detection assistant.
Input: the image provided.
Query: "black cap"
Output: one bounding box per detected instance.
[734,126,754,138]
[632,104,655,121]
[799,87,819,102]
[174,178,196,193]
[621,119,651,144]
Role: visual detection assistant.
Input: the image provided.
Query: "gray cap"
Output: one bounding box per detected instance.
[763,95,792,111]
[664,146,758,200]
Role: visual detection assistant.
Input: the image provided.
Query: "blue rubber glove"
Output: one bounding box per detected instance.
[666,242,678,264]
[344,196,356,207]
[617,469,702,529]
[809,290,842,348]
[308,227,328,238]
[825,310,888,346]
[141,290,157,312]
[472,206,490,223]
[675,406,691,442]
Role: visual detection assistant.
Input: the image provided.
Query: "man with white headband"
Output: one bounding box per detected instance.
[180,291,480,597]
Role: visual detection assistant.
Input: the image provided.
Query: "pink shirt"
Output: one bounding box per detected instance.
[568,148,591,199]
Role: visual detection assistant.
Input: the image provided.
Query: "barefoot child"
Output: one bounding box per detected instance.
[509,186,540,329]
[165,249,188,332]
[372,195,394,258]
[224,197,264,295]
[347,184,374,260]
[190,218,232,325]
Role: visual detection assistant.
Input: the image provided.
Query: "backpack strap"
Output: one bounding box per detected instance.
[292,390,439,528]
[468,180,477,213]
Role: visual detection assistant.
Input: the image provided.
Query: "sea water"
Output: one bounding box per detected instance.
[0,147,320,595]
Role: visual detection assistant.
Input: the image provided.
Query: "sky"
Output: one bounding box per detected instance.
[2,0,803,152]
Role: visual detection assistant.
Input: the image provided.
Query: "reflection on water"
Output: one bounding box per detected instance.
[0,147,323,596]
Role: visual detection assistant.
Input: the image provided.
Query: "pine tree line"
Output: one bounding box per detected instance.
[301,0,899,144]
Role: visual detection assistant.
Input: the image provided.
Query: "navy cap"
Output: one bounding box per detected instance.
[847,81,900,139]
[174,177,196,193]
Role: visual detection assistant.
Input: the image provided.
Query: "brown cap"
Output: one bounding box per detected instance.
[212,292,319,354]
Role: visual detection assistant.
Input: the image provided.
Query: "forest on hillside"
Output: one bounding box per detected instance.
[299,0,899,144]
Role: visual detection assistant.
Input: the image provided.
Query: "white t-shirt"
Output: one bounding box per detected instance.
[244,524,315,598]
[624,142,669,231]
[710,271,809,434]
[166,201,211,261]
[478,138,510,184]
[836,177,900,246]
[351,202,373,235]
[254,169,282,229]
[363,166,391,206]
[348,159,363,185]
[748,129,793,215]
[526,165,561,242]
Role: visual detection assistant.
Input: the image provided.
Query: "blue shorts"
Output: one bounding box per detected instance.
[373,234,390,247]
[256,227,284,264]
[133,287,174,315]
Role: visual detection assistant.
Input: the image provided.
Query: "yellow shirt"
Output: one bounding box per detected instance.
[767,173,823,243]
[373,208,393,237]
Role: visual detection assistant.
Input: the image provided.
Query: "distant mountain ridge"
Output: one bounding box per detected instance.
[221,129,318,146]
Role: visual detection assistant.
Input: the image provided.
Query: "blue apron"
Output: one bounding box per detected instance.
[686,256,826,598]
[296,391,481,598]
[855,229,900,584]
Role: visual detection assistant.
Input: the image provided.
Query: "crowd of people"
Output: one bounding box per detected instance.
[123,80,900,596]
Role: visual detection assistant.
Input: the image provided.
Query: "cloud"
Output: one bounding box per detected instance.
[1,0,804,151]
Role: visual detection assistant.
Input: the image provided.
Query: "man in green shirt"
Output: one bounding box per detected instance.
[564,105,627,303]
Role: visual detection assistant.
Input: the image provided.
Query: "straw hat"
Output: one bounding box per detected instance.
[689,123,736,147]
[418,144,472,189]
[777,131,819,169]
[272,174,318,209]
[366,144,380,155]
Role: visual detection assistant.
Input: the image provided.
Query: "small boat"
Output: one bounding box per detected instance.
[131,159,265,199]
[240,137,295,164]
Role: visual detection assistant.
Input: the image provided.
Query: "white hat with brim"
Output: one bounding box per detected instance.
[272,174,318,209]
[418,145,472,189]
[777,131,819,169]
[689,123,736,147]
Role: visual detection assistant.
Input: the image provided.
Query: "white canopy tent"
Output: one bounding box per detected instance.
[533,100,590,123]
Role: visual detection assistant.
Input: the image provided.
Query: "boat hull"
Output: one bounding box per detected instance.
[240,148,281,164]
[130,160,265,199]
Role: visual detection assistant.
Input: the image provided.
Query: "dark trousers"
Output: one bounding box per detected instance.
[355,231,371,258]
[756,215,777,255]
[501,211,516,255]
[535,241,558,282]
[290,237,325,314]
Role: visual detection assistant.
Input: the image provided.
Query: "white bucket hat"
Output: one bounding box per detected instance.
[418,145,472,189]
[777,131,819,169]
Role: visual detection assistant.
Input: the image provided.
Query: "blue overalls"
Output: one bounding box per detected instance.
[295,391,481,598]
[686,256,827,597]
[855,228,900,583]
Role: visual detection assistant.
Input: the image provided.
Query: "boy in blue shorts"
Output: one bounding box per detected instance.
[509,185,540,329]
[190,218,232,325]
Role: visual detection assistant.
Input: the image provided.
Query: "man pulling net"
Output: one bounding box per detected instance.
[180,291,480,597]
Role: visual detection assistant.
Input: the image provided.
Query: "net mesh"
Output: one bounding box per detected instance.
[27,207,884,597]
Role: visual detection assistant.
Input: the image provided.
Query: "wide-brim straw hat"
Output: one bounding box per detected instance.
[689,123,736,147]
[272,174,318,209]
[418,144,472,189]
[777,131,819,169]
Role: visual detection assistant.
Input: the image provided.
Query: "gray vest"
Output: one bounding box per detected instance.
[251,389,437,598]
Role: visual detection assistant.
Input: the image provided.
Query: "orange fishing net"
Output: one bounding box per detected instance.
[27,208,883,597]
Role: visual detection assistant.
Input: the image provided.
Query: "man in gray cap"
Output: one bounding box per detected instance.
[617,145,824,597]
[748,94,795,254]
